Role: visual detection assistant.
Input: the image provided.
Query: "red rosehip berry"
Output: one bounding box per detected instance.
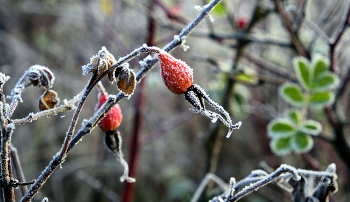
[95,92,123,132]
[157,50,194,94]
[236,17,249,30]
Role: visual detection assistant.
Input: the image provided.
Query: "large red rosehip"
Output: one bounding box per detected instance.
[95,92,123,132]
[158,50,194,94]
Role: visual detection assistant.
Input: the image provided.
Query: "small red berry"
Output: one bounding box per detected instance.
[95,92,123,132]
[236,17,249,30]
[158,50,193,94]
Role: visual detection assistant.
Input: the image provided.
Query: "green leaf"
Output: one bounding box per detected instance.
[312,55,329,80]
[236,73,258,84]
[291,132,313,153]
[299,120,322,135]
[270,137,292,156]
[268,118,297,138]
[207,1,226,16]
[293,57,311,90]
[279,83,304,107]
[309,91,334,108]
[284,109,302,124]
[312,72,340,91]
[236,66,258,84]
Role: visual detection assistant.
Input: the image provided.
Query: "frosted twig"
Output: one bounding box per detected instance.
[225,177,236,198]
[76,171,120,202]
[7,65,55,118]
[230,164,300,201]
[209,164,300,202]
[12,92,80,125]
[208,163,338,202]
[0,123,15,201]
[190,173,228,202]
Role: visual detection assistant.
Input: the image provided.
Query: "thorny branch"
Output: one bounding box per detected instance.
[20,0,225,201]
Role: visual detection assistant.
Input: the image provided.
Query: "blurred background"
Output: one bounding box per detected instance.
[0,0,349,201]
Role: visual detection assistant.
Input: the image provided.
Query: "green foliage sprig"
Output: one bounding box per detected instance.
[268,55,339,155]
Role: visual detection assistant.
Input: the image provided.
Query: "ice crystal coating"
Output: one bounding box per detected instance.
[158,50,193,94]
[0,72,10,86]
[82,46,116,76]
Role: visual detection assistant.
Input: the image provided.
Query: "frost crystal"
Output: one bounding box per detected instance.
[0,72,10,85]
[82,46,116,75]
[194,5,203,12]
[41,197,49,202]
[173,35,180,42]
[211,116,218,123]
[82,119,89,127]
[139,55,153,68]
[194,5,214,22]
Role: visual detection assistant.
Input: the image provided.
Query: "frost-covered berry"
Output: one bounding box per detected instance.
[157,50,193,94]
[95,92,123,132]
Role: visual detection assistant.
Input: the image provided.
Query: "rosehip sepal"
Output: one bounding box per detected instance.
[184,84,242,138]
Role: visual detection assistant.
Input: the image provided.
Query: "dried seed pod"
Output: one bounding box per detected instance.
[38,90,60,111]
[82,46,116,76]
[116,66,136,96]
[27,65,55,89]
[104,130,122,154]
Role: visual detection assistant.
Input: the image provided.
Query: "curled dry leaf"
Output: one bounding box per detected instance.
[38,90,60,111]
[116,67,136,96]
[82,46,116,76]
[108,66,122,82]
[104,130,136,183]
[27,65,55,89]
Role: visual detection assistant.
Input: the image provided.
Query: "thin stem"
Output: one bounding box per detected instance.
[1,123,15,202]
[231,165,300,201]
[96,82,107,95]
[76,171,120,202]
[122,1,156,201]
[243,51,297,81]
[213,164,300,202]
[301,92,310,120]
[329,2,350,72]
[274,0,309,59]
[12,95,79,125]
[10,145,28,197]
[190,173,229,202]
[200,33,293,47]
